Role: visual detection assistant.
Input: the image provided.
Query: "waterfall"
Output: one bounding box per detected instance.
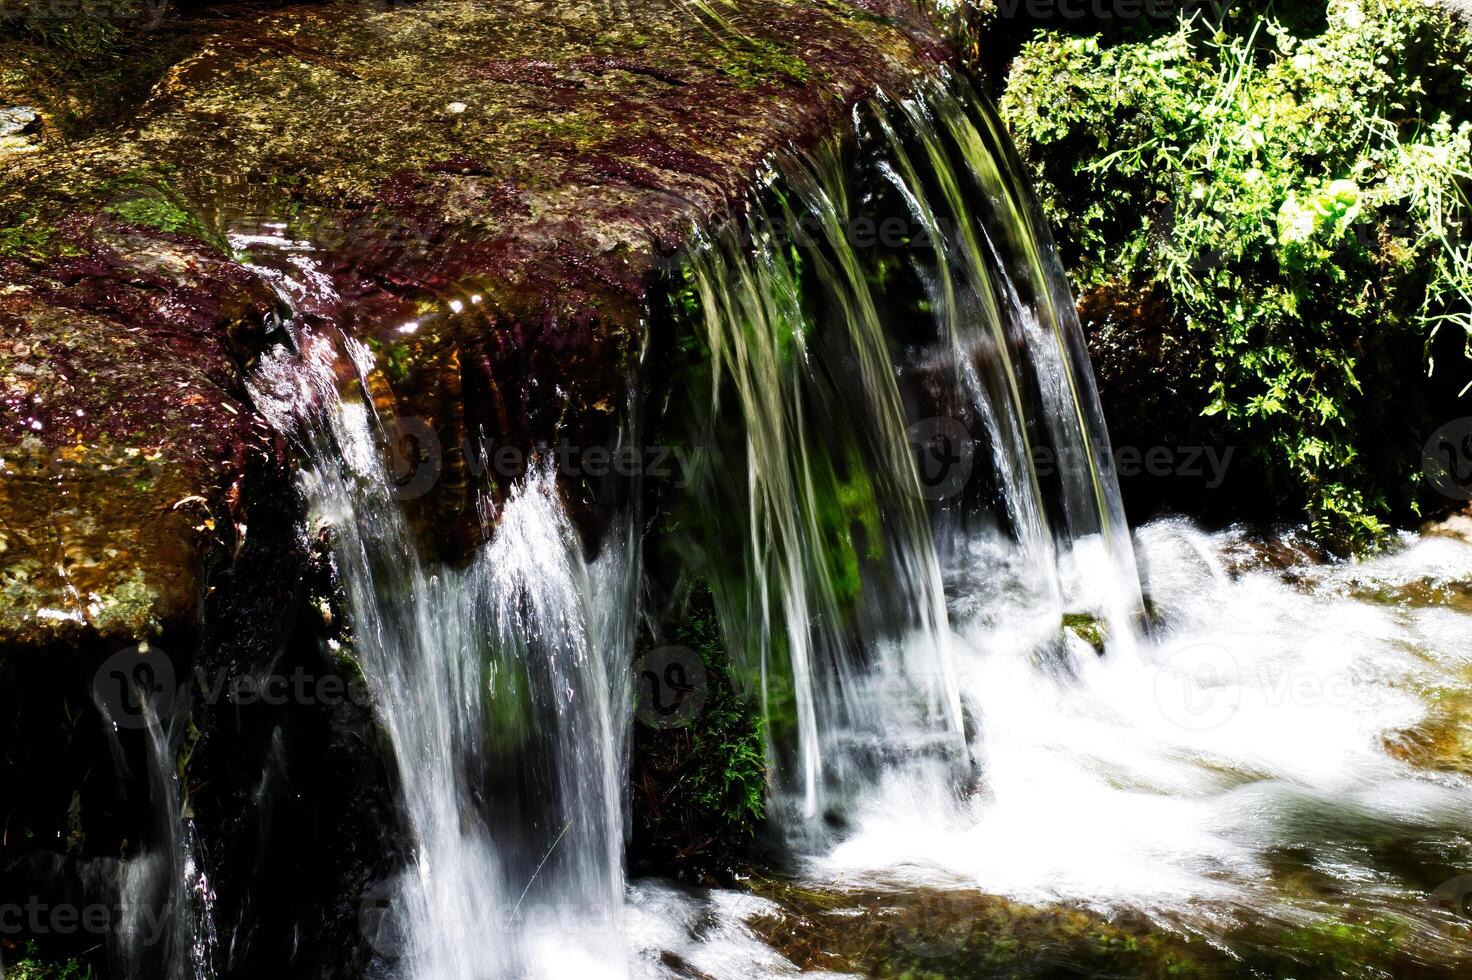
[218,68,1151,974]
[244,234,634,979]
[221,67,1151,971]
[93,685,217,980]
[664,70,1145,838]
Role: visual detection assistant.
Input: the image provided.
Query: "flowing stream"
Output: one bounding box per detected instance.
[627,74,1472,978]
[174,71,1472,980]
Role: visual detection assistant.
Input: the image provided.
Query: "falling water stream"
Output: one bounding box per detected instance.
[665,72,1147,843]
[126,70,1472,980]
[243,229,635,978]
[626,75,1472,978]
[93,694,218,980]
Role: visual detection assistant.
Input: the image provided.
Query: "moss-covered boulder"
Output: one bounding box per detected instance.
[0,0,951,649]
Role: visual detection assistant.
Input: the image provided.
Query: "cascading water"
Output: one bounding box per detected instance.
[675,191,968,833]
[83,71,1463,980]
[878,75,1144,654]
[635,73,1472,978]
[106,709,217,980]
[242,229,635,979]
[664,70,1145,841]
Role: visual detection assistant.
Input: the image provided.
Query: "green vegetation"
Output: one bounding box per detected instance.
[3,944,95,980]
[102,170,214,240]
[1062,611,1106,652]
[1,2,128,64]
[671,594,767,834]
[629,586,767,877]
[105,193,193,235]
[0,214,82,262]
[1001,0,1472,550]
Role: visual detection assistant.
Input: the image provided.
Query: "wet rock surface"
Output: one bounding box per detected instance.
[0,5,951,971]
[0,0,949,649]
[0,106,36,136]
[0,105,38,155]
[0,232,283,646]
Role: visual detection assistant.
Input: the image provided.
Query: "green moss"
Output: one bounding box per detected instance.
[1062,611,1106,652]
[1264,914,1417,977]
[105,194,194,234]
[0,215,82,262]
[1001,0,1472,551]
[101,170,209,236]
[745,879,1225,978]
[711,39,815,88]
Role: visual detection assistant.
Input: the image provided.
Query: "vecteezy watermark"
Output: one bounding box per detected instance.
[634,645,707,729]
[892,897,973,959]
[0,444,168,484]
[92,642,177,731]
[1152,645,1393,732]
[92,645,376,730]
[194,665,375,711]
[358,878,406,960]
[378,418,696,502]
[1431,874,1472,921]
[901,418,1234,502]
[0,896,172,946]
[906,417,976,501]
[989,0,1241,21]
[1423,418,1472,502]
[1036,444,1235,488]
[384,415,441,501]
[1152,643,1241,731]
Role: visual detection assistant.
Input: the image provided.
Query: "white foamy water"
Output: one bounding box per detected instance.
[626,520,1472,972]
[817,519,1472,927]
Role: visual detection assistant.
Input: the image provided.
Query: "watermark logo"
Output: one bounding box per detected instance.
[1431,874,1472,921]
[990,0,1242,23]
[906,417,975,501]
[634,645,707,729]
[1152,642,1241,731]
[93,647,378,726]
[0,897,169,945]
[1423,418,1472,501]
[385,415,442,501]
[359,878,406,959]
[1037,443,1235,488]
[92,642,176,730]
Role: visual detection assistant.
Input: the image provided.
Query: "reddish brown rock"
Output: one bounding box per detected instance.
[0,0,951,647]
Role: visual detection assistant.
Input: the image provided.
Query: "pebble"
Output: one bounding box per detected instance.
[0,106,39,138]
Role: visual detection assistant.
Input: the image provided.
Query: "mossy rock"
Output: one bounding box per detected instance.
[1062,611,1106,653]
[0,0,952,649]
[0,231,282,647]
